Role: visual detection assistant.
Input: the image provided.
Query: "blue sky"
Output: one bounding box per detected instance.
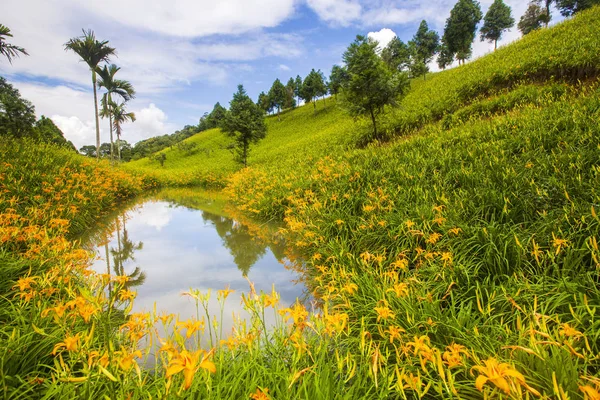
[1,0,536,148]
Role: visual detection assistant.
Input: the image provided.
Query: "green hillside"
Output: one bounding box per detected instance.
[126,8,600,188]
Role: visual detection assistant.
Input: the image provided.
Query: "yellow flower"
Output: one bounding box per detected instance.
[472,358,539,396]
[552,233,569,255]
[250,387,270,400]
[52,333,81,355]
[386,326,405,344]
[115,348,142,371]
[374,305,395,322]
[335,219,344,225]
[559,323,583,338]
[448,227,462,235]
[217,285,235,301]
[342,282,358,295]
[176,318,205,339]
[580,385,600,400]
[426,232,442,245]
[118,289,136,302]
[387,283,409,298]
[166,349,216,390]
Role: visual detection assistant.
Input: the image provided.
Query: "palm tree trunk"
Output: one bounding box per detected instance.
[105,241,112,294]
[108,96,114,161]
[117,133,121,160]
[92,69,100,159]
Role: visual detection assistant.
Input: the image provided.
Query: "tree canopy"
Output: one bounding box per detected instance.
[0,24,28,64]
[220,85,267,166]
[409,20,439,79]
[443,0,483,64]
[268,78,287,119]
[480,0,515,49]
[518,1,547,35]
[381,37,411,72]
[341,35,409,140]
[301,69,327,112]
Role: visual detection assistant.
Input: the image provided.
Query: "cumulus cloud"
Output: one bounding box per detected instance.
[367,28,397,51]
[133,104,169,140]
[279,64,291,71]
[306,0,362,26]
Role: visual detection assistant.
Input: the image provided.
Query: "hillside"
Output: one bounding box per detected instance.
[125,7,600,188]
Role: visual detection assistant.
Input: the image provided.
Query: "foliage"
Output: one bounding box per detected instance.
[0,76,36,138]
[220,85,267,167]
[111,102,136,160]
[268,78,287,118]
[443,0,483,64]
[300,69,327,111]
[199,102,227,132]
[480,0,515,49]
[0,24,28,64]
[340,35,409,140]
[381,37,411,72]
[436,38,455,70]
[34,115,75,150]
[328,65,347,98]
[556,0,600,15]
[408,20,439,79]
[518,1,548,35]
[284,77,296,109]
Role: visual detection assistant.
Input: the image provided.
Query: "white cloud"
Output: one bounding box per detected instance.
[133,104,169,140]
[79,0,297,37]
[51,116,97,148]
[306,0,362,26]
[367,28,397,50]
[279,64,291,71]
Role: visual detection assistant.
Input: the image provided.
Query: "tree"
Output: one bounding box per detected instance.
[437,38,455,69]
[0,76,35,138]
[268,78,287,120]
[329,65,348,99]
[538,0,554,25]
[341,35,409,139]
[409,20,440,79]
[0,24,28,64]
[301,69,327,112]
[220,85,267,167]
[111,101,136,160]
[443,0,483,65]
[34,116,75,149]
[381,37,411,72]
[285,77,296,109]
[96,64,135,159]
[257,91,271,115]
[199,102,227,130]
[294,75,303,106]
[480,0,515,50]
[80,145,97,157]
[64,30,116,159]
[518,1,547,35]
[556,0,600,16]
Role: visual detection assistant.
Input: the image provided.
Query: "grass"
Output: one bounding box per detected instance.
[3,6,600,399]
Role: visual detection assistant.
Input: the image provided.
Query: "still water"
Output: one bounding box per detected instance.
[84,191,305,340]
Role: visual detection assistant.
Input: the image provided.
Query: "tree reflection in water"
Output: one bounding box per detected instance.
[200,211,269,276]
[104,213,146,289]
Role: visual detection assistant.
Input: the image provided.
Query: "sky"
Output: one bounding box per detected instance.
[1,0,540,149]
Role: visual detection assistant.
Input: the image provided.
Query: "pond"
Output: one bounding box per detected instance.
[83,189,306,345]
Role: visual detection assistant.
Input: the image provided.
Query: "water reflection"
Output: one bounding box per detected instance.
[86,193,305,343]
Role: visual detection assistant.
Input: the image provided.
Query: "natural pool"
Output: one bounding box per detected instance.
[82,190,306,344]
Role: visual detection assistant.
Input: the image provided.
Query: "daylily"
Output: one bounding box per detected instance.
[166,349,216,390]
[472,358,540,396]
[52,333,81,355]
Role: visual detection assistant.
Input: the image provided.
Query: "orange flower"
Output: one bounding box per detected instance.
[166,349,216,390]
[176,318,205,339]
[472,358,539,396]
[250,387,270,400]
[52,333,81,355]
[374,305,395,322]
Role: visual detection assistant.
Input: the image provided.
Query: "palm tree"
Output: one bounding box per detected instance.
[111,101,136,160]
[0,24,28,64]
[97,64,135,160]
[64,30,116,159]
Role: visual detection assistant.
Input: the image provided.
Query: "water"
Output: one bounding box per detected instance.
[84,191,305,342]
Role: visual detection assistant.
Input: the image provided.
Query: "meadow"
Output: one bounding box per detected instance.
[2,6,600,399]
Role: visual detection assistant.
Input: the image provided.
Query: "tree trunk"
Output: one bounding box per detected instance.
[92,69,100,159]
[369,107,377,139]
[105,242,112,295]
[117,133,121,160]
[494,39,497,51]
[313,99,316,113]
[109,100,114,161]
[277,106,280,121]
[323,96,326,107]
[243,142,248,167]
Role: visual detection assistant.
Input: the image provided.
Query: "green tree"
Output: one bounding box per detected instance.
[257,91,271,115]
[341,35,409,139]
[409,20,440,79]
[199,102,227,131]
[34,116,74,149]
[294,75,303,106]
[443,0,483,65]
[64,30,116,159]
[538,0,554,25]
[381,37,411,72]
[285,77,296,109]
[480,0,515,50]
[111,101,136,160]
[0,24,28,64]
[79,145,97,157]
[0,77,35,138]
[518,1,547,35]
[556,0,600,16]
[437,38,455,69]
[96,64,135,160]
[301,69,327,112]
[328,65,348,100]
[268,78,287,120]
[220,85,267,167]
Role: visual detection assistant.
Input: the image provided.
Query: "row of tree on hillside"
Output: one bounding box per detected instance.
[519,0,600,35]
